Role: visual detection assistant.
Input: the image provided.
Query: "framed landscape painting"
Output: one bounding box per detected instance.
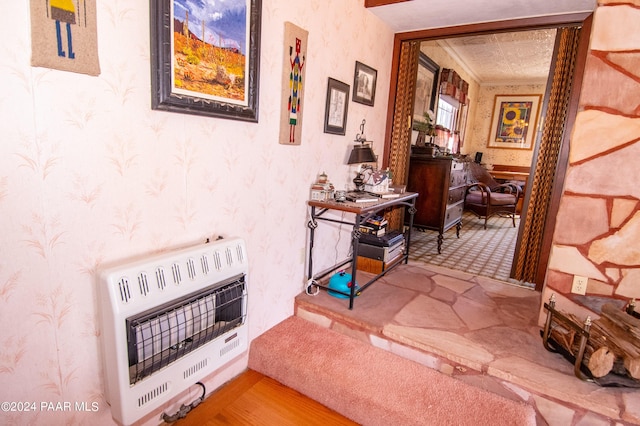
[487,94,541,150]
[150,0,261,122]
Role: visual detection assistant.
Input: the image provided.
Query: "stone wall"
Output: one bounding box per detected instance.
[542,1,640,321]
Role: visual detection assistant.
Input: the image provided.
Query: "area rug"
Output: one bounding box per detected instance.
[409,211,533,287]
[249,316,536,426]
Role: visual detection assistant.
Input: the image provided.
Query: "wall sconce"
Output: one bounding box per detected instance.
[347,119,377,191]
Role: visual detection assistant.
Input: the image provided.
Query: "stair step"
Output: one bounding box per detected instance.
[248,316,535,426]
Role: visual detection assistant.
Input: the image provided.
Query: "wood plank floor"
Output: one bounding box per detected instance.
[177,369,358,425]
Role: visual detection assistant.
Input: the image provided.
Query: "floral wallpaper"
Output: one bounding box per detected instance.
[1,0,637,424]
[0,1,393,424]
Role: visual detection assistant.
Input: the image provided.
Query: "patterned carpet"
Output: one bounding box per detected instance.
[408,211,533,288]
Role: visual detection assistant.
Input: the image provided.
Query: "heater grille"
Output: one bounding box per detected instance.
[126,275,245,384]
[99,237,249,426]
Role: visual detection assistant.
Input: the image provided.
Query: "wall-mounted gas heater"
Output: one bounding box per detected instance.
[98,238,248,425]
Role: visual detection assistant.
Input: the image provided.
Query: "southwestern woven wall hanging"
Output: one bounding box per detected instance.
[30,0,101,76]
[279,22,308,145]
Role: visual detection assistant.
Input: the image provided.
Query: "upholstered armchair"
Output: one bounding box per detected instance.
[464,162,521,229]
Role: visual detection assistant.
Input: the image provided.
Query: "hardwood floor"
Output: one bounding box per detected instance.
[177,369,358,425]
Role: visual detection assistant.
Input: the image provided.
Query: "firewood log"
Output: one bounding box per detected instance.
[584,346,615,378]
[589,305,640,380]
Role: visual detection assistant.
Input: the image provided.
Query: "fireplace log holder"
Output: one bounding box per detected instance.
[541,294,640,388]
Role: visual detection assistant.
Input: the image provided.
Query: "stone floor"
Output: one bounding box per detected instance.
[294,261,640,425]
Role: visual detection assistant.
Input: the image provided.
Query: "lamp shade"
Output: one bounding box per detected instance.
[347,143,377,164]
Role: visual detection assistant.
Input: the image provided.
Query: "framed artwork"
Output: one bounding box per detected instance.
[457,101,469,147]
[352,61,377,106]
[487,94,542,150]
[412,53,439,125]
[150,0,261,122]
[279,22,308,145]
[324,78,350,135]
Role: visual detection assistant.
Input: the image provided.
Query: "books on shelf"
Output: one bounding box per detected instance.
[359,225,386,237]
[364,215,388,228]
[359,215,388,237]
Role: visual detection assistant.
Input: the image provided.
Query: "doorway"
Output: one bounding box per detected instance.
[382,15,593,290]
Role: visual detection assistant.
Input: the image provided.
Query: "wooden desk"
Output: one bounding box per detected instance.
[306,192,418,309]
[489,170,529,182]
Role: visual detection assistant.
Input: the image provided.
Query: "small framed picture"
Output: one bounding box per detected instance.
[324,78,350,135]
[352,61,377,106]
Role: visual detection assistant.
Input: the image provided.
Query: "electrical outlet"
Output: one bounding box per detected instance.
[571,275,588,295]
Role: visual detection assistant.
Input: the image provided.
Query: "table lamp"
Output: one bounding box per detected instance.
[347,120,377,191]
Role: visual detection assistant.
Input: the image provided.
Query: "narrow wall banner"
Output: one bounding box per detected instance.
[30,0,101,76]
[279,22,308,145]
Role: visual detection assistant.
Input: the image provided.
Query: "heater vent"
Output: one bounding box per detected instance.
[172,263,182,285]
[99,237,248,426]
[220,335,240,357]
[137,382,169,407]
[126,276,245,385]
[187,258,196,280]
[118,278,132,303]
[236,245,245,263]
[183,358,208,380]
[138,273,150,297]
[201,255,210,275]
[213,251,223,270]
[156,267,167,290]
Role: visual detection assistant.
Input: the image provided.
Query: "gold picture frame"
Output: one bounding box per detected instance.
[487,94,541,150]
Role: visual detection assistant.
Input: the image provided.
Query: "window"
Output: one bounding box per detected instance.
[435,97,459,132]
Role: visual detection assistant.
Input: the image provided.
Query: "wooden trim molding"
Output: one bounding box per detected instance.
[382,13,593,289]
[365,0,411,7]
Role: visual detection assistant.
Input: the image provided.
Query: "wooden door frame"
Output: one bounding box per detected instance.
[381,13,593,289]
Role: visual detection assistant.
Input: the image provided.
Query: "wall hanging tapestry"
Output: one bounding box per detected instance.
[279,22,308,145]
[30,0,101,76]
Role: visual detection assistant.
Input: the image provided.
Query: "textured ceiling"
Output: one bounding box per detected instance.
[367,0,595,85]
[436,29,557,84]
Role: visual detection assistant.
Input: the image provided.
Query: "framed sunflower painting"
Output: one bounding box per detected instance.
[487,94,541,150]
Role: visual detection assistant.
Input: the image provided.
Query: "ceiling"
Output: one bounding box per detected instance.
[366,0,596,33]
[435,29,557,84]
[367,0,596,84]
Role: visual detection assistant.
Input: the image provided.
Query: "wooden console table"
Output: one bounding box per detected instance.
[306,192,418,309]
